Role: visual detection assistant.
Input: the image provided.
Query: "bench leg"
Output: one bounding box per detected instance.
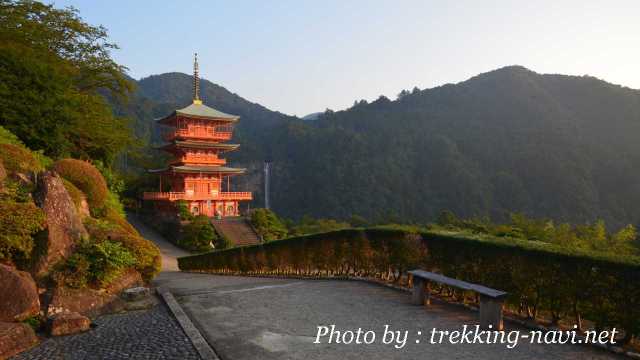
[412,277,425,305]
[425,281,431,306]
[479,295,504,330]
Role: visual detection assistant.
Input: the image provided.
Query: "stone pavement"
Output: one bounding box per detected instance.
[13,303,199,360]
[154,272,623,360]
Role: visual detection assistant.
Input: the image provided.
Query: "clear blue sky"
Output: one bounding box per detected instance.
[49,1,640,117]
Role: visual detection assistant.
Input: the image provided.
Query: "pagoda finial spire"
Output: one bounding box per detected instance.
[193,53,202,105]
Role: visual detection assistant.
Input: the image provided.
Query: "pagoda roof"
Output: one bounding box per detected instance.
[148,165,246,175]
[158,141,240,152]
[156,102,239,124]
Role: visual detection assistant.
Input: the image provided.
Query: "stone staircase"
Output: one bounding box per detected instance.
[210,217,261,247]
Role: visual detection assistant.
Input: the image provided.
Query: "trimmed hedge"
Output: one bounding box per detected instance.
[53,159,108,213]
[0,143,42,174]
[61,178,84,211]
[178,228,640,341]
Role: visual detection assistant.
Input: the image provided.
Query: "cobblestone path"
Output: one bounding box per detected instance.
[13,304,199,360]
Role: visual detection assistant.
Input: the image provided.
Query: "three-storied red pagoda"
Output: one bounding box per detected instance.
[143,54,252,217]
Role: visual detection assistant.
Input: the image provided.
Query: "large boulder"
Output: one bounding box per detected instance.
[104,269,143,295]
[48,312,90,336]
[0,264,40,322]
[47,286,111,319]
[122,287,150,302]
[47,269,143,318]
[32,171,88,277]
[0,322,38,359]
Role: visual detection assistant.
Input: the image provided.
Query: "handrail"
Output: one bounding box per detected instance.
[143,191,252,201]
[163,128,233,141]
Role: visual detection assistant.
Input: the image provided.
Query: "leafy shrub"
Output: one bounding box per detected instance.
[84,218,161,281]
[104,208,138,236]
[0,143,42,174]
[93,160,125,195]
[22,316,41,331]
[0,126,53,170]
[53,159,108,214]
[61,178,84,211]
[179,228,640,342]
[0,125,23,146]
[1,178,35,203]
[103,191,125,218]
[214,233,231,250]
[250,208,287,241]
[176,200,193,221]
[288,215,350,237]
[179,215,215,252]
[0,200,46,262]
[55,239,136,288]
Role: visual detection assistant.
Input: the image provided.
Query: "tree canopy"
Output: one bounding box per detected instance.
[0,0,133,163]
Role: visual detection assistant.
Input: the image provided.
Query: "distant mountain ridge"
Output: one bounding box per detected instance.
[302,112,322,121]
[113,66,640,227]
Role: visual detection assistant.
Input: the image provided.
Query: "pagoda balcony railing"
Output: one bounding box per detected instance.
[163,127,233,141]
[171,157,226,166]
[143,191,252,201]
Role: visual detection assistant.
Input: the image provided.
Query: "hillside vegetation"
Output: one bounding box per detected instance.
[121,67,640,228]
[0,1,160,284]
[0,125,160,284]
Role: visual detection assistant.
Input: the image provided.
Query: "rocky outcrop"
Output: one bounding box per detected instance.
[122,287,150,302]
[11,172,33,188]
[0,265,40,322]
[0,322,38,359]
[47,286,108,318]
[0,160,6,187]
[77,194,90,219]
[48,312,90,336]
[47,269,143,318]
[32,171,88,278]
[104,269,143,295]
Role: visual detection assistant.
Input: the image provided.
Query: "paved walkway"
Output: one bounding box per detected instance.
[154,273,621,360]
[127,213,191,272]
[127,218,622,360]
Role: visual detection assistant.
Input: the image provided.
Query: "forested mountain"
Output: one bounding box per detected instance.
[118,66,640,227]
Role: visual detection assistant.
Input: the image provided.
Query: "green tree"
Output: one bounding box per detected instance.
[250,208,288,241]
[0,0,133,164]
[180,215,216,252]
[609,224,637,255]
[348,214,368,228]
[288,215,350,236]
[436,210,459,228]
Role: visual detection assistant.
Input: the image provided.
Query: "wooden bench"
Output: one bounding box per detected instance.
[408,269,508,330]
